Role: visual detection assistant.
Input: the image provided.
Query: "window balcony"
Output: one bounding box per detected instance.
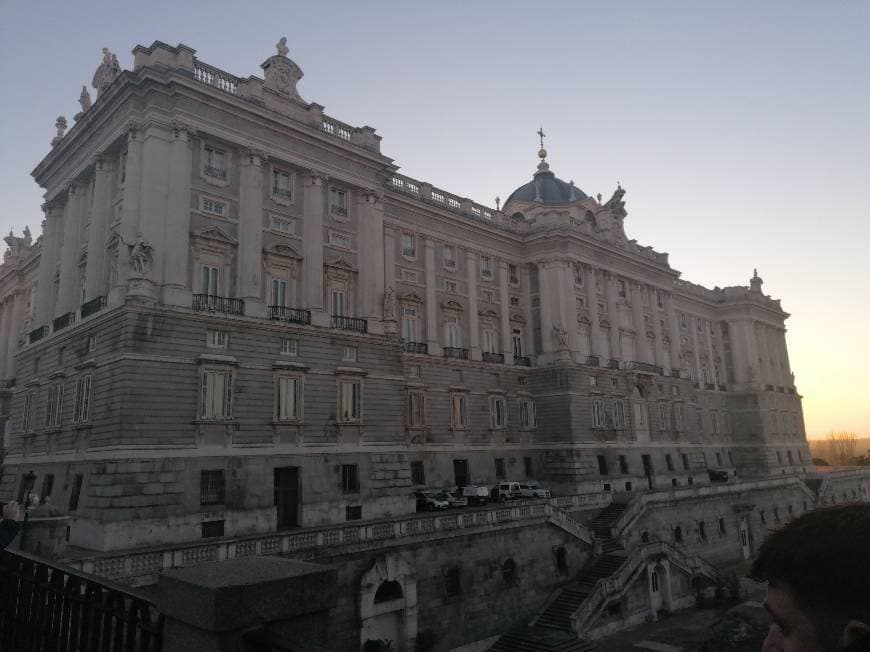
[705,382,716,390]
[268,305,311,325]
[192,294,245,316]
[513,356,531,367]
[203,165,226,179]
[482,352,504,364]
[271,186,291,199]
[443,347,469,360]
[29,325,48,344]
[625,361,662,375]
[330,204,347,216]
[403,341,428,354]
[606,359,620,370]
[584,355,600,367]
[671,369,681,379]
[331,315,367,333]
[80,295,107,319]
[52,312,76,332]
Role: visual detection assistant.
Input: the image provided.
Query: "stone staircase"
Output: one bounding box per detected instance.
[489,503,631,651]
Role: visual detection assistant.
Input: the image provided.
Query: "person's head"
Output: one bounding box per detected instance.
[750,503,870,651]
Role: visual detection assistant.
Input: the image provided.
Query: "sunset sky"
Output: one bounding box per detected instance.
[1,1,867,439]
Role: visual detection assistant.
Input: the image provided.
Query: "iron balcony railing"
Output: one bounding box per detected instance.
[585,355,600,367]
[28,326,48,344]
[625,361,662,375]
[482,352,504,364]
[202,165,226,179]
[705,382,716,390]
[53,312,76,333]
[0,548,164,652]
[192,294,245,316]
[331,315,367,333]
[607,359,620,370]
[403,342,427,354]
[271,186,291,199]
[513,356,531,367]
[330,204,347,216]
[268,306,311,325]
[80,295,107,319]
[443,347,469,360]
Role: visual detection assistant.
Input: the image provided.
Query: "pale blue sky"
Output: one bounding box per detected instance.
[1,1,868,437]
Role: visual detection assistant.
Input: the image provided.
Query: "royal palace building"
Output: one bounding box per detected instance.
[1,39,867,651]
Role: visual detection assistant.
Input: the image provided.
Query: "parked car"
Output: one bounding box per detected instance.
[460,485,490,506]
[414,491,449,512]
[518,483,551,499]
[442,488,468,508]
[491,481,522,501]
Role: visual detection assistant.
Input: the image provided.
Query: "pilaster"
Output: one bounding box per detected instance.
[651,288,666,369]
[83,156,113,303]
[521,265,534,359]
[666,293,681,374]
[498,261,512,362]
[162,122,194,307]
[357,191,385,324]
[704,319,716,384]
[715,322,730,386]
[584,266,604,358]
[690,315,703,383]
[35,203,62,325]
[605,272,620,360]
[110,124,143,307]
[630,281,649,363]
[237,150,265,317]
[537,262,554,356]
[424,238,440,356]
[466,251,480,361]
[55,184,85,316]
[5,291,24,379]
[302,173,325,323]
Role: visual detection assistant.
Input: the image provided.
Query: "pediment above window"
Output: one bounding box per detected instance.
[509,313,526,324]
[400,292,424,304]
[478,308,498,319]
[264,242,302,259]
[325,257,357,272]
[192,226,238,246]
[441,299,464,312]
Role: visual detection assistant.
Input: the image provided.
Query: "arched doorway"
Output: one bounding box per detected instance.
[360,554,417,652]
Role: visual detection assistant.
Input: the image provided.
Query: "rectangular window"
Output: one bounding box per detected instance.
[659,403,671,430]
[494,458,506,480]
[512,328,524,357]
[718,517,727,535]
[330,289,347,317]
[592,399,606,428]
[345,505,362,521]
[443,245,456,269]
[201,265,220,296]
[339,379,362,422]
[573,263,584,286]
[524,456,533,477]
[481,289,495,303]
[201,197,227,217]
[617,279,627,298]
[519,399,536,429]
[491,396,506,429]
[401,233,416,258]
[201,520,225,538]
[619,455,629,474]
[341,464,359,493]
[613,400,626,429]
[479,255,493,279]
[68,474,84,511]
[40,474,55,503]
[329,188,347,215]
[73,374,92,424]
[203,146,226,178]
[508,264,519,286]
[444,567,461,598]
[444,316,460,348]
[665,453,674,471]
[22,392,33,432]
[510,296,520,306]
[482,324,497,353]
[45,383,64,428]
[452,394,467,429]
[276,375,302,421]
[407,390,425,427]
[716,452,722,467]
[402,306,418,342]
[674,405,685,431]
[328,231,350,249]
[401,269,418,283]
[681,453,690,471]
[281,338,298,356]
[206,329,228,349]
[200,469,225,505]
[270,214,295,234]
[699,520,708,542]
[597,455,609,476]
[271,279,288,307]
[200,369,233,420]
[272,169,291,199]
[411,461,425,485]
[445,280,458,293]
[342,346,357,362]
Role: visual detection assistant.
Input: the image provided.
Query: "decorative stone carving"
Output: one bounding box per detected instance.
[79,86,92,112]
[276,36,289,57]
[51,116,67,146]
[552,323,568,349]
[121,232,154,276]
[262,48,305,102]
[382,286,395,320]
[92,48,121,96]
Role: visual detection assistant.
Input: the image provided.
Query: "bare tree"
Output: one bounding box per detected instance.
[825,431,858,465]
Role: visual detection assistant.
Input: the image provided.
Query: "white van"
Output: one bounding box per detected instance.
[461,485,490,506]
[493,482,522,501]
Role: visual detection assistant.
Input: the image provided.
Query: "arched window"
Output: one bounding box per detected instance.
[374,580,403,603]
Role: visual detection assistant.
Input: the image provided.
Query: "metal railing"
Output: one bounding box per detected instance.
[585,355,600,367]
[268,306,311,325]
[482,352,504,364]
[331,315,367,333]
[443,347,469,360]
[513,356,531,367]
[403,342,427,354]
[271,186,291,199]
[193,60,239,95]
[330,204,347,216]
[192,294,245,315]
[625,361,662,375]
[607,359,620,369]
[53,312,76,332]
[0,548,163,651]
[202,165,227,179]
[29,326,48,344]
[80,296,107,319]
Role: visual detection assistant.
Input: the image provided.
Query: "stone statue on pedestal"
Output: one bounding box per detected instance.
[276,36,289,57]
[382,286,396,320]
[92,48,121,96]
[79,86,92,112]
[51,117,67,146]
[121,233,154,276]
[552,323,568,350]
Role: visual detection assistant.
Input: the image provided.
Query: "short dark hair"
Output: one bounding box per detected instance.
[750,504,870,642]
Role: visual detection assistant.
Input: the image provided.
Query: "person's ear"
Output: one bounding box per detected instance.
[840,620,870,649]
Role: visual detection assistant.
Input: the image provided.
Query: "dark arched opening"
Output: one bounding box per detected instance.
[374,580,403,603]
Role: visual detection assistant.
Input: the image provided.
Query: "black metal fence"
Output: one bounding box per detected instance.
[0,549,163,652]
[192,294,245,316]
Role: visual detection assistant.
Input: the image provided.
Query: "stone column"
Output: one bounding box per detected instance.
[466,251,480,360]
[162,123,193,307]
[651,288,666,370]
[557,261,582,356]
[727,320,748,385]
[690,316,703,384]
[357,192,385,326]
[521,264,534,358]
[424,238,440,356]
[666,293,682,374]
[5,291,25,379]
[237,150,265,316]
[715,322,730,386]
[537,262,554,355]
[742,320,760,386]
[605,272,621,361]
[630,281,650,363]
[302,173,325,324]
[384,227,396,305]
[779,328,793,386]
[498,261,512,361]
[83,156,113,303]
[704,318,716,385]
[111,125,143,307]
[55,184,85,317]
[585,265,604,359]
[0,298,12,381]
[35,204,62,325]
[759,324,774,386]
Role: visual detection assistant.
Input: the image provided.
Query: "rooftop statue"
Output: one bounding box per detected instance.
[79,85,92,112]
[51,116,67,147]
[92,47,121,96]
[276,36,289,57]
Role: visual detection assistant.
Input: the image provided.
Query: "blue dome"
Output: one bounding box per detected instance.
[505,169,587,206]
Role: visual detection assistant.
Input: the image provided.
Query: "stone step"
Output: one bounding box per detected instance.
[490,625,595,651]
